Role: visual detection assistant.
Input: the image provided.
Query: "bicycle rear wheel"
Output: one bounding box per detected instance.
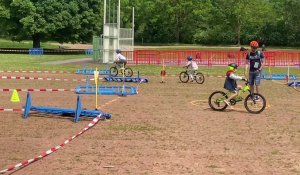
[208,91,228,111]
[244,93,266,114]
[195,72,205,84]
[109,67,118,77]
[124,67,133,77]
[179,72,189,83]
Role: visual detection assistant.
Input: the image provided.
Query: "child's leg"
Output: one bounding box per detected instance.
[187,69,193,79]
[226,91,238,101]
[224,91,238,106]
[187,70,194,79]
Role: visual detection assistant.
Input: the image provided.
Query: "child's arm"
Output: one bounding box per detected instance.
[184,61,190,68]
[229,73,244,80]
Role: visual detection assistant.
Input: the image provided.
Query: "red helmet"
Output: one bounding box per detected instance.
[250,41,259,48]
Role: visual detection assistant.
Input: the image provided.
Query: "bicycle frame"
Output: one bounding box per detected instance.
[224,83,251,103]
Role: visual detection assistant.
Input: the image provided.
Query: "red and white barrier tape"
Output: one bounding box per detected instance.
[0,108,24,112]
[0,76,87,82]
[0,70,71,74]
[0,114,103,174]
[158,74,225,78]
[0,88,75,92]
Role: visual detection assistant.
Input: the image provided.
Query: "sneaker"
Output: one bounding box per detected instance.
[224,100,234,109]
[254,96,260,101]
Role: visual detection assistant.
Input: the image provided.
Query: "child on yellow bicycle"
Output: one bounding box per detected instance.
[114,49,127,67]
[223,63,247,107]
[184,56,198,82]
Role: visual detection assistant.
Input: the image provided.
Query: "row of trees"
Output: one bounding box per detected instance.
[0,0,299,47]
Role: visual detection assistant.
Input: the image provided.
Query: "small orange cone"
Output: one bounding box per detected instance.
[10,89,20,103]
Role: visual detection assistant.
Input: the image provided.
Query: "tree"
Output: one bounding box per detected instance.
[0,0,103,48]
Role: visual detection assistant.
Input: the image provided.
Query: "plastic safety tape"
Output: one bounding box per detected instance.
[0,114,103,174]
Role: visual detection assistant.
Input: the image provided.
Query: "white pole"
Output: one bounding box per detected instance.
[103,0,106,24]
[132,7,135,52]
[117,0,120,50]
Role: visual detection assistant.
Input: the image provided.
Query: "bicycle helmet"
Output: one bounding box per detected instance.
[116,49,121,54]
[187,56,193,61]
[227,63,238,71]
[250,40,259,48]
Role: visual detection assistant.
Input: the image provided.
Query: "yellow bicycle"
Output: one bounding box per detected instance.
[208,80,266,114]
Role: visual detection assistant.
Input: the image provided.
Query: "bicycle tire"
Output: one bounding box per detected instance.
[179,71,189,83]
[244,93,266,114]
[195,72,205,84]
[124,67,133,77]
[109,67,118,77]
[208,91,228,111]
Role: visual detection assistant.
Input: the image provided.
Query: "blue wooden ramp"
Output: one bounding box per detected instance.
[75,85,138,95]
[75,65,110,75]
[104,76,149,83]
[23,93,111,122]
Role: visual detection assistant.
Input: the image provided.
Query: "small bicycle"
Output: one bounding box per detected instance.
[179,70,205,84]
[208,80,266,114]
[109,63,133,77]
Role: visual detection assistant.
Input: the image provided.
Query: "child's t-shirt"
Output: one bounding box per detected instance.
[224,71,243,91]
[116,53,127,61]
[186,61,198,70]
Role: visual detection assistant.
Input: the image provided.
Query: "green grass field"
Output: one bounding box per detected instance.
[0,38,299,76]
[0,54,299,77]
[0,39,59,49]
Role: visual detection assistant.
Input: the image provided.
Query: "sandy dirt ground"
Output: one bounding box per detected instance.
[0,67,300,175]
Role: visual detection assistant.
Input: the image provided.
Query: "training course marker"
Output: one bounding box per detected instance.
[23,93,111,123]
[0,88,75,92]
[0,76,87,82]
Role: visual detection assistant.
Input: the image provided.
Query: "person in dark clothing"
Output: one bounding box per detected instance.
[244,40,264,100]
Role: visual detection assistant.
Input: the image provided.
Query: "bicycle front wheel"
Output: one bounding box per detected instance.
[244,93,266,114]
[208,91,228,111]
[179,72,189,83]
[124,67,133,77]
[195,72,205,84]
[109,67,118,77]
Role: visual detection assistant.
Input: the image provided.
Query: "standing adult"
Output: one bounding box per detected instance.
[244,40,265,99]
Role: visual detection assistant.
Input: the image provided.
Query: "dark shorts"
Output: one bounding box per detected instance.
[249,71,261,86]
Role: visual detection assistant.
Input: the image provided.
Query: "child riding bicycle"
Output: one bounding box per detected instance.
[114,49,127,67]
[184,56,198,82]
[223,63,247,107]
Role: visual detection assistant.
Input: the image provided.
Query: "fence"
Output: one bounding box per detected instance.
[124,50,300,67]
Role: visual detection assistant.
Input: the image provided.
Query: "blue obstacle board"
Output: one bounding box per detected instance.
[85,49,93,56]
[23,93,111,122]
[75,85,138,95]
[288,82,300,87]
[29,48,44,56]
[104,76,149,83]
[261,74,297,80]
[75,69,110,75]
[75,65,110,75]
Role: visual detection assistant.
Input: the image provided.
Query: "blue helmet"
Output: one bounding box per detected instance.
[187,56,193,61]
[116,49,121,54]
